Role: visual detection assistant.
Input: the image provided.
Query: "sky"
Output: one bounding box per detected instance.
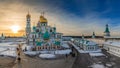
[0,0,120,36]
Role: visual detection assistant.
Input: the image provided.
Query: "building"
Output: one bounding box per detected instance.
[92,32,95,38]
[103,41,120,57]
[25,12,63,50]
[82,40,98,51]
[0,33,5,40]
[73,38,99,51]
[26,12,31,44]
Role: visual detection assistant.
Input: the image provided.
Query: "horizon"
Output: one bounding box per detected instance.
[0,0,120,36]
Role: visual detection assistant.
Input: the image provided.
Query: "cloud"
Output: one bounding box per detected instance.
[0,0,119,36]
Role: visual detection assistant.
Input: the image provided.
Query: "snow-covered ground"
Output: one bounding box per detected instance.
[39,54,56,59]
[24,49,71,56]
[0,42,18,57]
[89,53,105,57]
[89,63,105,68]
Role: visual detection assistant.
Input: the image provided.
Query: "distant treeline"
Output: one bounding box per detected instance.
[4,36,24,38]
[63,36,104,38]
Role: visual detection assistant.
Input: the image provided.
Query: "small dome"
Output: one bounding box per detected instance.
[26,13,31,18]
[43,31,50,40]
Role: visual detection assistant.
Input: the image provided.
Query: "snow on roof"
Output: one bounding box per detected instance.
[104,41,120,48]
[39,54,56,59]
[61,42,70,48]
[85,41,97,45]
[104,36,120,39]
[24,51,37,56]
[89,53,105,57]
[55,49,71,54]
[78,49,101,53]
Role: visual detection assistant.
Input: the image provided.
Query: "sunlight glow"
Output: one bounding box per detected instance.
[10,25,20,33]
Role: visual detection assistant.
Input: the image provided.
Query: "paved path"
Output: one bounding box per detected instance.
[13,45,75,68]
[68,42,93,68]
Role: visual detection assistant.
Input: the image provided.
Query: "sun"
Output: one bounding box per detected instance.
[10,25,20,33]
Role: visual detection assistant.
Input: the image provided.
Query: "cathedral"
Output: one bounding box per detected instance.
[25,12,63,50]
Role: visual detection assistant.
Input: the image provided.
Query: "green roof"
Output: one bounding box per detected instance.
[43,31,50,40]
[32,32,36,34]
[36,41,42,46]
[54,41,60,46]
[104,24,110,33]
[33,26,36,32]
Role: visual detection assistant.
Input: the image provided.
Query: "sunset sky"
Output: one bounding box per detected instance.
[0,0,120,36]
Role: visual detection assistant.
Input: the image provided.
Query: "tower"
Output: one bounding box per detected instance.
[39,12,47,27]
[82,34,84,39]
[104,24,110,37]
[39,12,48,33]
[26,11,31,36]
[26,11,31,44]
[92,32,95,38]
[1,33,5,40]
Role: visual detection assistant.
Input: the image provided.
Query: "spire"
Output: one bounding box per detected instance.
[93,32,95,36]
[33,22,35,26]
[40,11,47,23]
[92,32,95,38]
[54,24,56,27]
[42,11,45,16]
[104,24,110,37]
[26,11,31,18]
[41,11,45,16]
[82,34,84,39]
[104,24,110,33]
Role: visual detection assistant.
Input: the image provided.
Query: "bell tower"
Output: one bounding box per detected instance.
[26,11,31,36]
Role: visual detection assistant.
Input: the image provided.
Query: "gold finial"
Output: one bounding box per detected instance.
[39,11,47,23]
[26,11,31,18]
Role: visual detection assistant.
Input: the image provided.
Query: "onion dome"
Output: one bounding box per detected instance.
[26,12,31,18]
[53,27,56,31]
[40,15,47,23]
[33,26,36,31]
[43,30,50,40]
[54,39,61,46]
[36,39,42,46]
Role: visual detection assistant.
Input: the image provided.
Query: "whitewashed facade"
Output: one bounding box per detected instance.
[103,42,120,57]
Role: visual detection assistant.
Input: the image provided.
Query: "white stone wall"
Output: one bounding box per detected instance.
[103,44,120,57]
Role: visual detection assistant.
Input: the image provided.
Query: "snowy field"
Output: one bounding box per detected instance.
[39,54,56,59]
[0,42,18,57]
[24,49,72,56]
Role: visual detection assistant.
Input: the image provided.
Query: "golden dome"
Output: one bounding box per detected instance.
[39,15,47,23]
[26,13,31,18]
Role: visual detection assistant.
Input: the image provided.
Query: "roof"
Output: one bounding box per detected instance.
[54,41,61,45]
[104,36,120,39]
[104,41,120,48]
[43,31,50,40]
[36,41,42,46]
[104,24,110,33]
